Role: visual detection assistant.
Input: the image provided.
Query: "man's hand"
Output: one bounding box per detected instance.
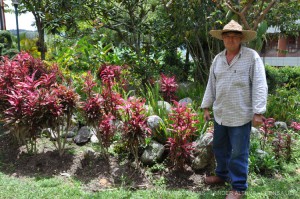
[252,114,265,127]
[203,108,211,122]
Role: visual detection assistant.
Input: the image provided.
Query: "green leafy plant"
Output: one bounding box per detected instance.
[250,118,296,175]
[265,65,300,94]
[0,30,18,57]
[50,35,113,73]
[266,87,300,122]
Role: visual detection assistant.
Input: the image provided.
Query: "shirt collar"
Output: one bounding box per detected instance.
[221,46,244,58]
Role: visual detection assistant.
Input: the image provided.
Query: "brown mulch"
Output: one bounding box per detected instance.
[0,131,215,193]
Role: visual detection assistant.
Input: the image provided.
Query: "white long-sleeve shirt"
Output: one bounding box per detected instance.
[201,46,268,127]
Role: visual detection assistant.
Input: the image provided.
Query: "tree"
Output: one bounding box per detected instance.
[157,0,223,83]
[223,0,278,31]
[20,0,47,60]
[17,0,98,60]
[265,0,300,35]
[94,0,157,57]
[219,1,300,51]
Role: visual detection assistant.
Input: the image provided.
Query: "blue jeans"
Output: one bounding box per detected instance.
[213,121,251,192]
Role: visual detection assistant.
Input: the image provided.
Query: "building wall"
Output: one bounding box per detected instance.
[261,57,300,66]
[262,34,300,66]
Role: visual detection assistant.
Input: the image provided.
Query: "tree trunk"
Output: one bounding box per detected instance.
[33,12,46,60]
[183,47,190,81]
[37,21,46,60]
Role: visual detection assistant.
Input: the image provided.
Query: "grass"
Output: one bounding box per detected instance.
[1,127,299,199]
[0,174,86,199]
[1,158,299,199]
[0,136,299,199]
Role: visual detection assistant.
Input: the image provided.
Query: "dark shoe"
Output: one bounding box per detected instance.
[204,176,226,185]
[225,190,244,199]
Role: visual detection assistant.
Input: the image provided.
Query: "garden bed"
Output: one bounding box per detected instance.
[0,132,212,193]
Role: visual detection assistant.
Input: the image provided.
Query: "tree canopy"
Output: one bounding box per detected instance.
[10,0,299,83]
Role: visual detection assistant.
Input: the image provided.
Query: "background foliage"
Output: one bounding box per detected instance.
[6,0,299,85]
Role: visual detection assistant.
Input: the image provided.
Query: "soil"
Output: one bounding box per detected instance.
[0,131,217,193]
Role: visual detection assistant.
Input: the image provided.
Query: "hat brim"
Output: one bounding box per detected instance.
[209,30,257,42]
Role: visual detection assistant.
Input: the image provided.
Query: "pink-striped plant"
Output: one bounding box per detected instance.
[2,52,79,155]
[290,121,300,131]
[160,73,178,102]
[117,96,151,165]
[165,101,198,170]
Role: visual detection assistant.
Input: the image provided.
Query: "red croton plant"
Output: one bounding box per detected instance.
[82,65,151,162]
[82,65,125,157]
[117,96,151,166]
[159,73,178,103]
[165,101,198,170]
[1,52,80,155]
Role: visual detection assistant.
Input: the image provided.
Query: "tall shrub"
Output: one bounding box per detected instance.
[2,52,80,155]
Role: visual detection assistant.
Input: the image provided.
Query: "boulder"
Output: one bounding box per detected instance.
[157,101,172,114]
[90,133,99,143]
[251,127,262,138]
[147,115,165,143]
[274,121,288,130]
[192,132,214,170]
[141,140,165,166]
[73,126,93,145]
[178,97,193,106]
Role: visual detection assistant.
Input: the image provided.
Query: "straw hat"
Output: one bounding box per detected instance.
[209,20,257,42]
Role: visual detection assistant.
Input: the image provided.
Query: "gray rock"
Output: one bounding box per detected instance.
[194,132,213,147]
[90,133,99,143]
[251,127,261,138]
[147,115,163,132]
[192,132,214,170]
[157,101,172,114]
[274,121,288,130]
[73,126,93,145]
[178,97,193,106]
[61,131,77,139]
[147,115,166,143]
[141,140,165,165]
[256,149,268,158]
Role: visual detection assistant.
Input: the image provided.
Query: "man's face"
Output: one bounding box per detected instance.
[222,32,243,52]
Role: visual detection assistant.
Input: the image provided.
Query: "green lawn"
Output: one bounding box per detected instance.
[1,131,299,199]
[1,161,299,199]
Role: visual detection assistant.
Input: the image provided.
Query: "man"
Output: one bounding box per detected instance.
[201,20,268,199]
